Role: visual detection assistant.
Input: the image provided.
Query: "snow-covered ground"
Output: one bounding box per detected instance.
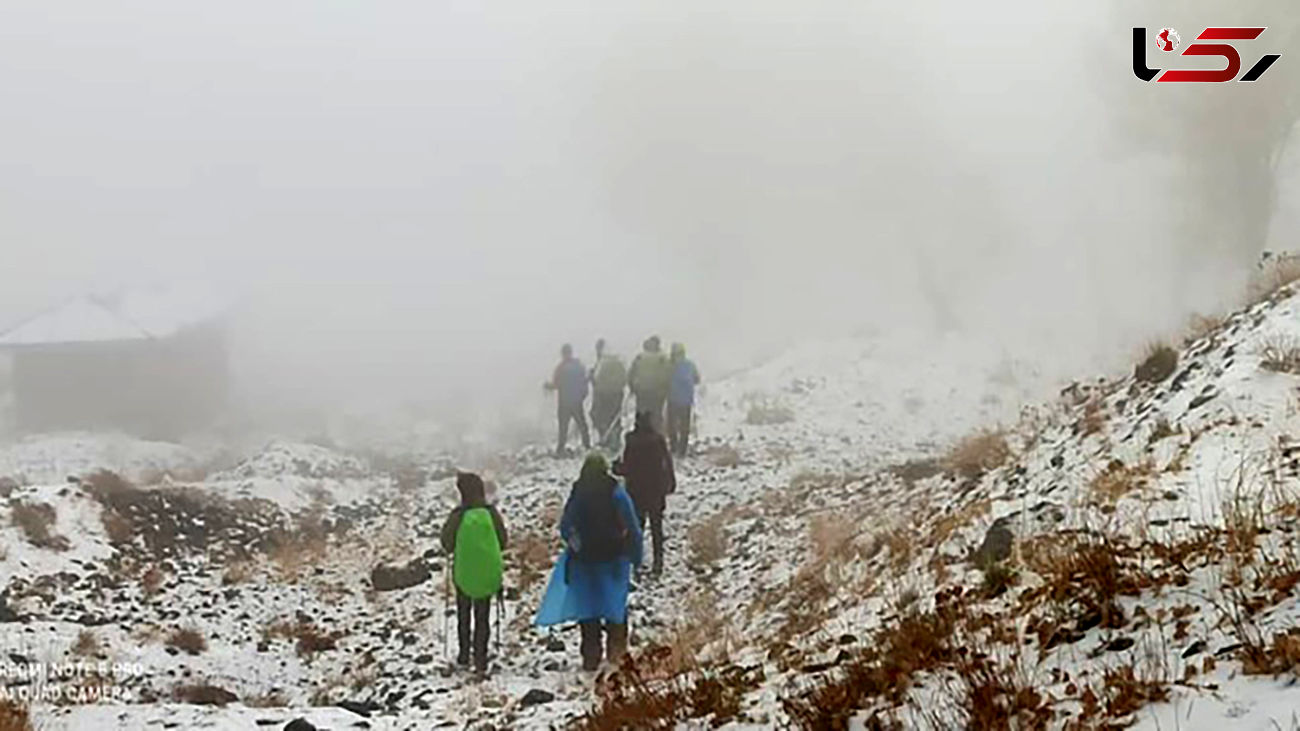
[4,287,1300,729]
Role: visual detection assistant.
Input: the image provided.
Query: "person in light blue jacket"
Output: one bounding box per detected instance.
[534,453,643,671]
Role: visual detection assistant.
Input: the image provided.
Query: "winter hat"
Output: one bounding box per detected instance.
[579,452,610,481]
[456,472,486,504]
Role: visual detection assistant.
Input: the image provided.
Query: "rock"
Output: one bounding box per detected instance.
[414,653,433,665]
[545,637,565,652]
[971,519,1014,566]
[1189,390,1218,410]
[284,719,317,731]
[338,700,381,717]
[370,560,431,592]
[520,688,555,708]
[1106,637,1135,652]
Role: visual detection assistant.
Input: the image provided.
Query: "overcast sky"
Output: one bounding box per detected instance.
[1,1,1295,434]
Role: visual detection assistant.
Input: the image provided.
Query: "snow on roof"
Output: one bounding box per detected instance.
[0,283,228,347]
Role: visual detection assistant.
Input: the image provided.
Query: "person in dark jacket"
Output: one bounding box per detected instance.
[439,472,508,672]
[615,410,676,577]
[545,343,591,456]
[667,342,701,458]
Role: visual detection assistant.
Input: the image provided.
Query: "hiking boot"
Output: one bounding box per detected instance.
[456,650,470,667]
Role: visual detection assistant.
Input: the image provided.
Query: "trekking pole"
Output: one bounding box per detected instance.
[442,560,450,660]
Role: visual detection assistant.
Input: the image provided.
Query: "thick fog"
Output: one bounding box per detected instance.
[0,1,1296,441]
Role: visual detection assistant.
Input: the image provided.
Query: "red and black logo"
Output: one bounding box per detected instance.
[1133,27,1281,82]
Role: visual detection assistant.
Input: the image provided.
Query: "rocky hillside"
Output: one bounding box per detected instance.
[3,285,1300,729]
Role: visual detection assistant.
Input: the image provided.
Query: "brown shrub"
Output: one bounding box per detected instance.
[245,690,289,708]
[1135,343,1178,384]
[511,531,555,593]
[100,509,134,544]
[166,627,207,655]
[172,683,236,706]
[1258,335,1300,374]
[72,630,100,657]
[579,645,762,729]
[945,430,1011,480]
[1240,628,1300,676]
[744,396,794,426]
[704,445,742,469]
[1088,459,1152,506]
[1099,665,1168,718]
[294,624,342,659]
[0,699,30,731]
[140,565,166,597]
[221,561,255,586]
[687,514,729,566]
[1247,253,1300,303]
[10,501,70,551]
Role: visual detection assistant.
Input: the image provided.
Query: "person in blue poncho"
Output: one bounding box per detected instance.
[534,452,643,671]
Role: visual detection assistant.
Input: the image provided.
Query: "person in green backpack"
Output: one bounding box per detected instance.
[627,335,672,433]
[439,472,509,674]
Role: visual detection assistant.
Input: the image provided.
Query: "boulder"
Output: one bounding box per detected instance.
[370,560,430,592]
[520,688,555,708]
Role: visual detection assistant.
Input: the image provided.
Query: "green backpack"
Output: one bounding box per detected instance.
[593,355,627,395]
[454,507,503,600]
[631,352,671,395]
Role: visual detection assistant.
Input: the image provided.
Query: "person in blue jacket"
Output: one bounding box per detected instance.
[534,453,643,671]
[544,343,591,457]
[667,342,701,458]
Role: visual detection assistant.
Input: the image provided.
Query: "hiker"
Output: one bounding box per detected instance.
[544,343,590,456]
[589,338,628,451]
[615,410,675,577]
[667,342,701,458]
[439,472,508,674]
[535,453,643,671]
[627,336,671,433]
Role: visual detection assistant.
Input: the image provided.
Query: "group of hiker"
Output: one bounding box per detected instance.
[441,408,681,673]
[544,335,701,459]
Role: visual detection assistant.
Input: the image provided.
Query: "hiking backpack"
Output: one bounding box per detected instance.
[631,352,671,396]
[593,355,627,395]
[573,486,629,563]
[453,508,503,599]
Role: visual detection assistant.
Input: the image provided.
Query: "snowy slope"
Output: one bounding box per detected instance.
[5,288,1300,729]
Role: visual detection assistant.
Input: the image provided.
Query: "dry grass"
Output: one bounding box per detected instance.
[1087,459,1153,506]
[1259,334,1300,374]
[944,430,1011,480]
[99,507,133,545]
[744,395,795,426]
[245,690,290,708]
[0,700,30,731]
[172,683,236,706]
[268,532,327,584]
[579,642,763,729]
[1134,343,1178,384]
[10,500,70,551]
[687,514,729,566]
[140,564,166,597]
[262,618,343,660]
[511,530,555,594]
[72,630,100,657]
[221,560,256,585]
[1247,253,1300,304]
[166,626,208,655]
[1240,628,1300,676]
